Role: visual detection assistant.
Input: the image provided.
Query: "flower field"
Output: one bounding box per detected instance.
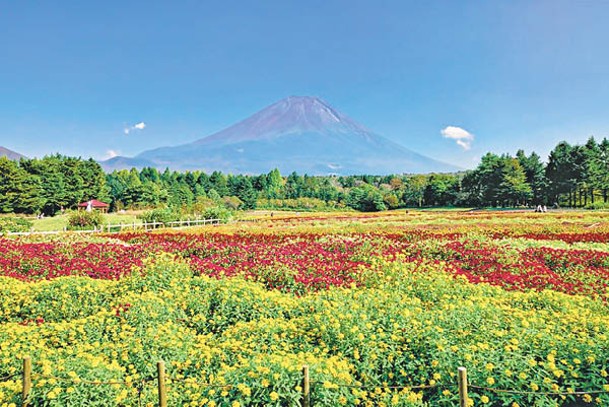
[1,210,609,406]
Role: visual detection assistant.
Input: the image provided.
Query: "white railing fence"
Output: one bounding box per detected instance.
[6,218,223,236]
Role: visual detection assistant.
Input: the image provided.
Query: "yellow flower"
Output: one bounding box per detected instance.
[486,377,495,385]
[270,391,279,401]
[231,402,240,407]
[480,395,490,404]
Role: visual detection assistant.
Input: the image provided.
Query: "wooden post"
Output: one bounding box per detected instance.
[22,356,32,407]
[302,365,310,407]
[458,367,468,407]
[157,361,167,407]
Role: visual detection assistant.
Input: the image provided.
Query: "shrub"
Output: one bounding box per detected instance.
[585,201,609,210]
[67,210,104,230]
[256,198,339,211]
[138,208,179,225]
[222,196,243,210]
[0,216,32,233]
[202,206,232,223]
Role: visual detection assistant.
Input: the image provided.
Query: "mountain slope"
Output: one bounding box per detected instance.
[102,96,459,175]
[0,147,26,160]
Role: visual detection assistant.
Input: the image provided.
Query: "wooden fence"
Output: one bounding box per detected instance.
[10,357,609,406]
[7,218,223,237]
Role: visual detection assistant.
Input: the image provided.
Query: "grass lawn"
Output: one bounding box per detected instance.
[31,211,142,232]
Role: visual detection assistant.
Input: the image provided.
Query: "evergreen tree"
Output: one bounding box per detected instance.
[497,157,532,206]
[598,138,609,202]
[582,137,602,205]
[516,150,547,205]
[546,142,576,206]
[235,177,258,209]
[209,171,229,196]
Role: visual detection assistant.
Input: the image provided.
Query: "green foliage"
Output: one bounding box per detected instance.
[383,193,400,209]
[222,195,244,210]
[257,197,339,211]
[584,201,609,210]
[202,206,233,222]
[138,207,180,224]
[67,210,105,230]
[0,216,32,233]
[6,136,609,215]
[345,184,386,211]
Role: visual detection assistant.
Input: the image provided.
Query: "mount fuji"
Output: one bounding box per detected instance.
[0,147,26,161]
[101,96,458,175]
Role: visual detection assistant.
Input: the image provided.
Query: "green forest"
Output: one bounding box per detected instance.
[1,137,609,216]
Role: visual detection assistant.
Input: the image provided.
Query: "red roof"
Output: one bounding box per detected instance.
[78,199,109,208]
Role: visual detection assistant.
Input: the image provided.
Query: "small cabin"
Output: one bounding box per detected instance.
[78,199,109,213]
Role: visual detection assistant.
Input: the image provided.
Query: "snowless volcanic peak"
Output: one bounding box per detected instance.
[0,147,26,160]
[194,96,372,146]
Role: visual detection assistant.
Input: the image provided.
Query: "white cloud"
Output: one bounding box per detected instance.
[124,121,146,135]
[103,149,120,160]
[441,126,474,150]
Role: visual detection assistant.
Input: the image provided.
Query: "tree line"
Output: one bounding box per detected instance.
[1,137,608,215]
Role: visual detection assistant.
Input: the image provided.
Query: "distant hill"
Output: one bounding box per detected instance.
[101,96,459,175]
[0,147,26,161]
[101,156,157,172]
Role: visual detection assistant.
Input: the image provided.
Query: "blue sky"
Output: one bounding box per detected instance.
[1,1,609,169]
